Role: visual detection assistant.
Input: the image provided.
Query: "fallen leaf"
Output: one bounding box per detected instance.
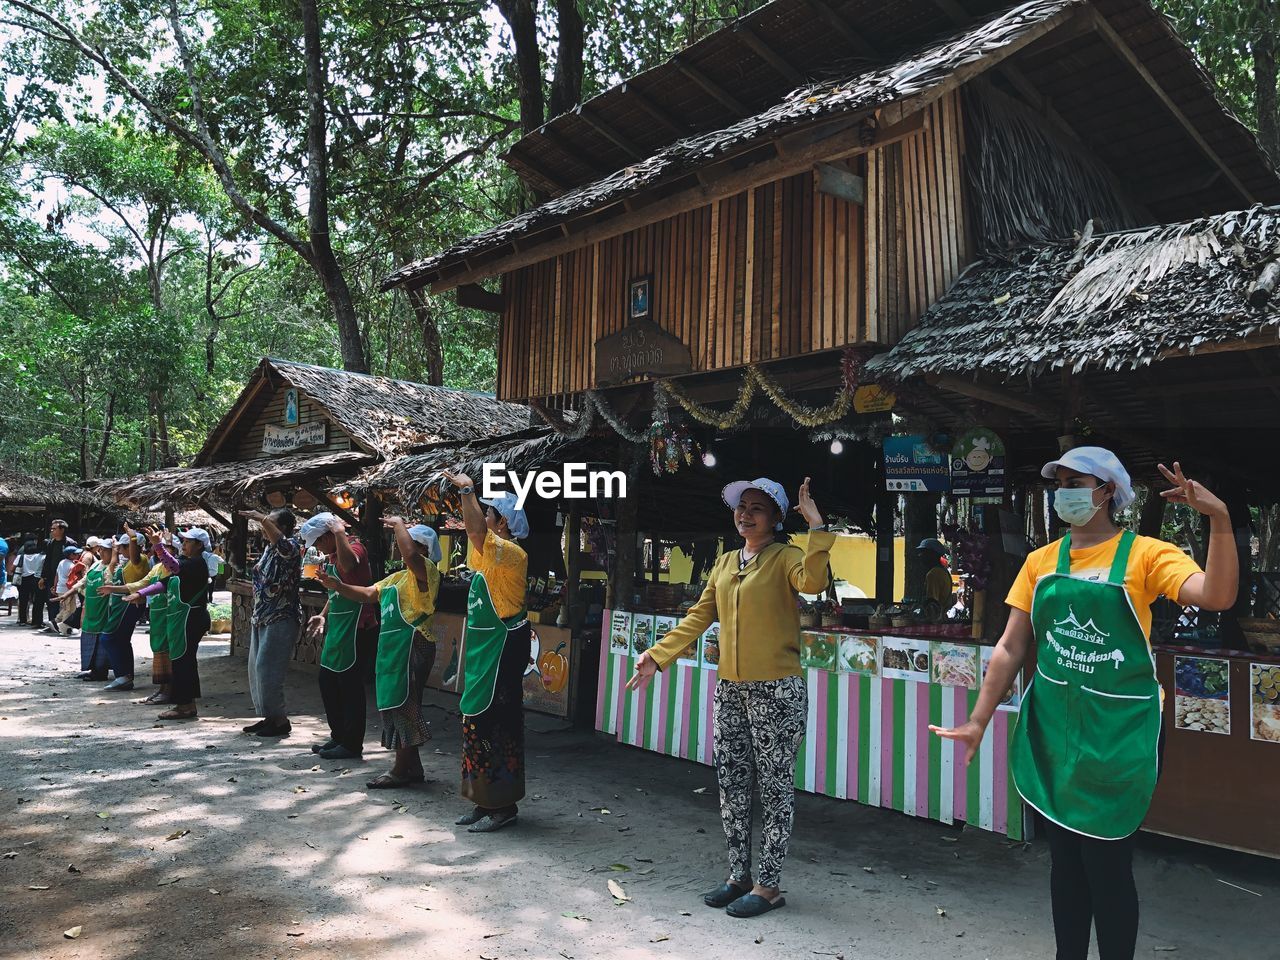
[1153,949,1178,954]
[560,912,591,921]
[650,934,670,943]
[592,807,611,815]
[936,907,947,917]
[607,879,630,902]
[63,926,82,939]
[635,857,653,863]
[156,877,181,886]
[95,812,110,819]
[286,932,304,937]
[292,787,306,794]
[1,852,16,859]
[304,842,318,849]
[863,867,875,874]
[67,864,80,874]
[165,829,190,841]
[692,787,708,794]
[678,911,692,917]
[390,834,404,839]
[209,889,220,895]
[608,863,630,872]
[28,885,50,890]
[754,935,764,944]
[637,868,655,876]
[227,777,238,783]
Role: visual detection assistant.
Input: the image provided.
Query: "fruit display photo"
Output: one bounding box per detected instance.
[800,632,837,671]
[1251,662,1280,743]
[1174,656,1231,736]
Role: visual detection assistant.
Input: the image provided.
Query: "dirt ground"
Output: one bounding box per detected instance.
[0,614,1274,960]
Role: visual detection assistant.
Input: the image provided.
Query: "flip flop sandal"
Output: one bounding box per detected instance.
[157,708,197,721]
[725,894,786,919]
[365,772,424,790]
[455,806,486,826]
[703,882,752,908]
[467,813,518,833]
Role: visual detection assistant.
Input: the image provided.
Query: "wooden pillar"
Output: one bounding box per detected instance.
[608,443,642,610]
[229,511,248,579]
[363,493,385,580]
[164,504,175,530]
[874,489,896,603]
[561,501,582,630]
[903,492,939,600]
[979,504,1018,639]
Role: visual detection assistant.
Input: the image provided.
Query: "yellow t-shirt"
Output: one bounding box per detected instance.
[122,558,151,585]
[127,564,171,592]
[925,566,953,605]
[374,565,440,635]
[467,529,528,620]
[1006,532,1202,643]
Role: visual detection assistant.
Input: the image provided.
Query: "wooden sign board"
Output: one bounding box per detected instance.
[595,320,692,386]
[262,421,327,454]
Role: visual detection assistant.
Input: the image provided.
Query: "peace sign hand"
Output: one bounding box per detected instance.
[1158,461,1228,519]
[793,476,824,529]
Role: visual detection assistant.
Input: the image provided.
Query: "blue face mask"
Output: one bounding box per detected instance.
[1054,487,1104,527]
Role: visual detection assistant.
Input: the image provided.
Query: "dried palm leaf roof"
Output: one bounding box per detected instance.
[865,205,1280,380]
[352,429,604,508]
[383,0,1081,293]
[197,358,529,463]
[0,467,118,511]
[99,451,376,510]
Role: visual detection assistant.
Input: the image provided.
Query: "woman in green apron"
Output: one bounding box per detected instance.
[130,528,212,721]
[74,538,114,680]
[303,512,379,760]
[317,517,440,788]
[100,531,174,702]
[440,472,531,834]
[932,448,1238,960]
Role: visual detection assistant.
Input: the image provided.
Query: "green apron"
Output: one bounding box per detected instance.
[148,574,170,654]
[1010,530,1161,840]
[165,573,207,661]
[104,566,127,635]
[375,579,428,711]
[320,562,362,673]
[81,564,108,635]
[460,571,527,718]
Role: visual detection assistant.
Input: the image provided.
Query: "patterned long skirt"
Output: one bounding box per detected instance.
[460,621,529,810]
[380,632,437,751]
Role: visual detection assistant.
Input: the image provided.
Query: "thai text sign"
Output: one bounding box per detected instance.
[262,421,326,454]
[595,320,692,386]
[884,435,949,492]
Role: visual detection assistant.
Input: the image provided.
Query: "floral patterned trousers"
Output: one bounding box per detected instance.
[713,674,808,890]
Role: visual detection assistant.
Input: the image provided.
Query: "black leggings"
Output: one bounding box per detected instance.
[170,610,210,706]
[1045,820,1139,960]
[318,623,375,752]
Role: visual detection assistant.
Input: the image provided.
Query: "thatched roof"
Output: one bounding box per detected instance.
[866,205,1280,380]
[385,0,1280,294]
[99,451,376,510]
[0,467,119,512]
[352,429,603,508]
[197,358,529,463]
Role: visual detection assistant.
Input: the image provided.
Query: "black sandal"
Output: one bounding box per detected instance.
[366,771,424,789]
[726,893,786,918]
[703,882,751,908]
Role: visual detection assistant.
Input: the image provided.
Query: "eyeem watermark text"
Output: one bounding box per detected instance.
[481,462,627,509]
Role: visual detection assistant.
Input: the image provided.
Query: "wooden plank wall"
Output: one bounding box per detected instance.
[226,386,355,462]
[867,91,969,346]
[496,90,968,402]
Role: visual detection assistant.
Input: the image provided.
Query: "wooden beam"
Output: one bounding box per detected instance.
[429,109,920,293]
[1086,8,1256,205]
[674,57,749,116]
[300,485,360,528]
[804,0,880,61]
[196,498,234,530]
[1158,330,1280,361]
[733,22,804,85]
[620,81,685,138]
[538,126,606,177]
[501,148,568,195]
[456,283,505,313]
[814,162,866,204]
[574,104,646,160]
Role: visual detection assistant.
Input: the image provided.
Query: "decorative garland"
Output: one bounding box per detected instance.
[661,364,852,431]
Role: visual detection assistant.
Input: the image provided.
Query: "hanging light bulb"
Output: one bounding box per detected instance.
[830,439,845,455]
[702,449,718,468]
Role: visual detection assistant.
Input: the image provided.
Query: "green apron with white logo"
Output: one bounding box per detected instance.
[460,571,527,717]
[375,579,427,711]
[81,565,108,635]
[165,574,207,661]
[320,563,362,673]
[104,565,127,635]
[148,574,171,654]
[1010,530,1161,840]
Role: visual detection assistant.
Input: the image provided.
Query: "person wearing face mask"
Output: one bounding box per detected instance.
[628,477,833,919]
[931,447,1238,960]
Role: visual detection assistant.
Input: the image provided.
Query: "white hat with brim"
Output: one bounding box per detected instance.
[179,527,212,553]
[722,478,790,531]
[406,524,443,563]
[299,512,340,548]
[478,493,530,540]
[1041,446,1136,511]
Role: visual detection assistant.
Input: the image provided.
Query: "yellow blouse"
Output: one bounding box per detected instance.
[649,530,836,682]
[374,565,440,636]
[127,564,170,593]
[467,529,528,620]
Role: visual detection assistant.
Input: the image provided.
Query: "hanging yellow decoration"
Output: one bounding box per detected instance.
[660,365,851,430]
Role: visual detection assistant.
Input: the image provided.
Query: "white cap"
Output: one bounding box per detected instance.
[722,478,790,531]
[406,524,443,563]
[115,534,132,546]
[1041,446,1135,510]
[478,492,530,539]
[179,527,212,552]
[299,512,342,548]
[86,536,105,548]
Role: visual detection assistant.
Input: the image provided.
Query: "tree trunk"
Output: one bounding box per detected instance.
[299,0,367,373]
[93,391,115,479]
[496,0,545,137]
[547,0,585,119]
[1256,29,1279,164]
[151,392,174,466]
[407,285,444,385]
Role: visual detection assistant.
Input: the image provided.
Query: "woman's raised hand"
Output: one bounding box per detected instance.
[794,476,824,529]
[1158,461,1228,518]
[928,719,986,766]
[315,568,339,590]
[625,651,658,692]
[381,515,406,530]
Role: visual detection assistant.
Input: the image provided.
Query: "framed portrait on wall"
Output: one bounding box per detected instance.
[284,388,299,425]
[629,275,652,321]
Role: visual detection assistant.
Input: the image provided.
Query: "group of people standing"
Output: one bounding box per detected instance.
[630,449,1236,960]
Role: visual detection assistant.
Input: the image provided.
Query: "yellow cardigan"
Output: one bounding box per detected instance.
[648,530,836,682]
